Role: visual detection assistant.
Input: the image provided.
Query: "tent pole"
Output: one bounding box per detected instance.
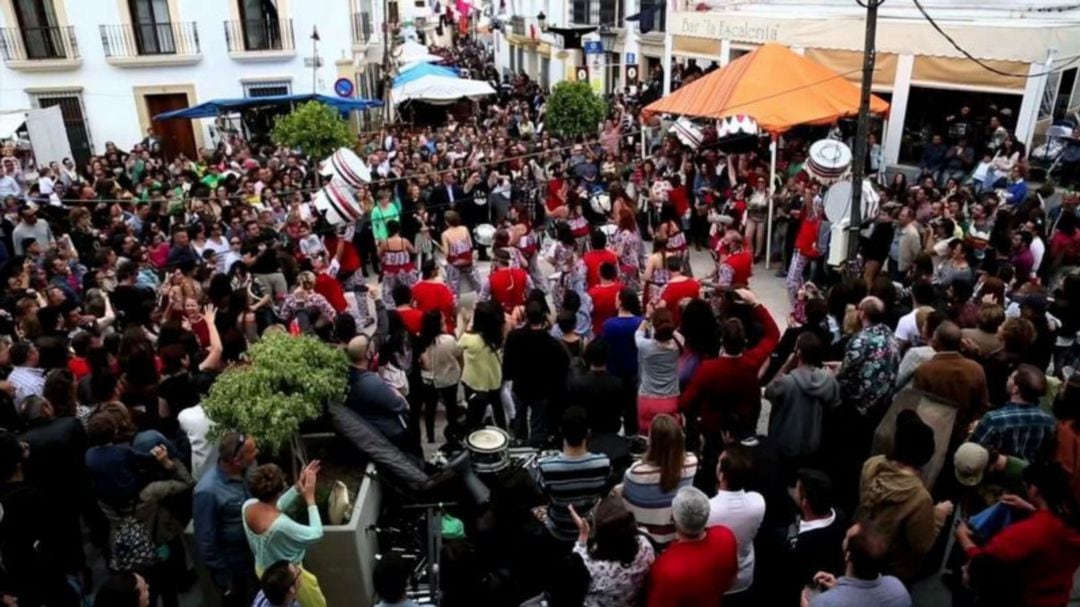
[766,133,777,270]
[640,116,646,159]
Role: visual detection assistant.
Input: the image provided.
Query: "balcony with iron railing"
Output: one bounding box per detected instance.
[510,15,526,36]
[99,21,201,67]
[0,25,80,70]
[224,18,295,60]
[351,11,374,48]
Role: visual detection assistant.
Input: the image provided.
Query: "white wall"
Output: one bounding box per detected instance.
[0,0,355,153]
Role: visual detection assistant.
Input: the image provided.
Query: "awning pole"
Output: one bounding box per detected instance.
[766,133,777,270]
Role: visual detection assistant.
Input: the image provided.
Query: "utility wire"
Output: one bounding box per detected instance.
[910,0,1080,78]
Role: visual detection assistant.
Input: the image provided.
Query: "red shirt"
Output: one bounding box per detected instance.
[668,186,690,218]
[396,306,424,336]
[646,526,738,607]
[587,281,622,337]
[324,234,361,273]
[725,250,754,287]
[794,216,822,258]
[965,510,1080,607]
[69,356,91,381]
[680,305,780,435]
[546,179,565,213]
[411,280,456,333]
[659,278,701,326]
[314,273,348,313]
[488,267,529,313]
[582,249,619,289]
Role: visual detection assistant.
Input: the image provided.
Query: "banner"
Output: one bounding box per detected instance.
[584,40,605,96]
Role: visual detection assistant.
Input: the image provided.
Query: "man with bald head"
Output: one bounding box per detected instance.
[344,334,412,452]
[914,321,989,437]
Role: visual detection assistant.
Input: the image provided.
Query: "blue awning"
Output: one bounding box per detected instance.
[152,93,383,121]
[393,63,459,88]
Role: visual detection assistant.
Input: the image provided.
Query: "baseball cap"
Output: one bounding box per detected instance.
[954,442,990,486]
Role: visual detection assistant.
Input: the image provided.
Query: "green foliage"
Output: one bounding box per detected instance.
[545,80,607,139]
[271,101,354,161]
[203,331,348,453]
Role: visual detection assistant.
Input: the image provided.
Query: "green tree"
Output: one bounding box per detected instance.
[546,80,607,139]
[203,331,348,455]
[271,100,353,165]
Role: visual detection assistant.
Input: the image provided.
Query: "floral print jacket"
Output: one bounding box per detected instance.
[837,323,900,415]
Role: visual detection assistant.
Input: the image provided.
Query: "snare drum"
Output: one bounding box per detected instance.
[473,223,496,247]
[466,426,510,474]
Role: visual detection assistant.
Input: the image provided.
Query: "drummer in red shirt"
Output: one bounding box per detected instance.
[545,166,569,221]
[480,248,534,315]
[587,262,622,337]
[658,256,701,326]
[411,259,457,333]
[715,231,753,289]
[582,230,618,289]
[390,284,424,336]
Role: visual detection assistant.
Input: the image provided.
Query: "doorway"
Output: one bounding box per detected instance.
[31,91,92,168]
[144,93,196,160]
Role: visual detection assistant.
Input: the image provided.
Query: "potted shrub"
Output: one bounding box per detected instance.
[200,331,381,605]
[203,330,348,465]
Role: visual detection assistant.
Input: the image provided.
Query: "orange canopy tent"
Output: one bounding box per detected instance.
[642,42,889,131]
[643,43,889,267]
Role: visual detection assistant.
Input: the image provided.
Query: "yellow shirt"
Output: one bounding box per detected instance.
[457,332,502,391]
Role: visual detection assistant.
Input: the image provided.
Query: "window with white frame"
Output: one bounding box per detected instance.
[243,80,291,97]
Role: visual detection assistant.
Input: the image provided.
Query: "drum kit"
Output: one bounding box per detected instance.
[313,148,372,227]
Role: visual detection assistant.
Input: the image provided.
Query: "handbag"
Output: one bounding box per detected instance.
[109,514,159,572]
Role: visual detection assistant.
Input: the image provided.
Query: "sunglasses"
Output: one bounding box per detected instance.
[227,432,247,461]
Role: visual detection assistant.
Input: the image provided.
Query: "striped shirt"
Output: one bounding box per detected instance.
[622,454,699,546]
[538,451,612,542]
[7,366,44,405]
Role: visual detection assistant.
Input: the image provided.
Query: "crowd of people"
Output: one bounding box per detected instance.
[2,20,1080,607]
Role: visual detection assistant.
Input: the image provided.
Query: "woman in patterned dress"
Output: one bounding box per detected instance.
[546,222,585,314]
[569,497,655,607]
[612,207,643,290]
[642,237,671,309]
[377,220,418,308]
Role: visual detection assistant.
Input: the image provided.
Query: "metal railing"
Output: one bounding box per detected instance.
[351,11,373,45]
[0,25,79,62]
[224,18,294,53]
[99,22,200,58]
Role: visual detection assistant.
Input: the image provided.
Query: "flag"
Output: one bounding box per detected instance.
[625,2,664,34]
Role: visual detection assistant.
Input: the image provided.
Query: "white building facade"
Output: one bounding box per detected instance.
[494,0,652,96]
[0,0,388,165]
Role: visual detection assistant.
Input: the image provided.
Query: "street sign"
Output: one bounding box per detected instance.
[334,77,355,98]
[575,66,589,82]
[626,64,639,82]
[583,40,602,55]
[304,56,324,68]
[625,52,636,64]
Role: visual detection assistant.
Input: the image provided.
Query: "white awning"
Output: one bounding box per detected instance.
[391,76,496,105]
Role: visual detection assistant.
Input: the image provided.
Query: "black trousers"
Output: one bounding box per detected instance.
[419,382,461,442]
[464,385,507,430]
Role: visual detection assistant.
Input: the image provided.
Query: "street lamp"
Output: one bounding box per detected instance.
[598,24,616,52]
[537,11,547,32]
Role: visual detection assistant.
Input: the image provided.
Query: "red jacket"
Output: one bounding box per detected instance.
[965,510,1080,607]
[396,307,424,336]
[795,215,823,258]
[659,278,701,327]
[488,267,529,313]
[582,249,619,289]
[412,280,456,332]
[646,526,738,607]
[588,281,622,337]
[680,304,780,435]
